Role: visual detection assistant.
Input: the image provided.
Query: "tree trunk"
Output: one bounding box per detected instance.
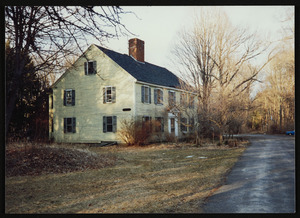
[219,133,223,145]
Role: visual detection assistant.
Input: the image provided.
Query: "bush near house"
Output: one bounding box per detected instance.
[118,119,161,146]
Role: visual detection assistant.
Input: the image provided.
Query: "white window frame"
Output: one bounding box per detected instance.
[144,86,150,104]
[104,86,113,103]
[65,89,73,106]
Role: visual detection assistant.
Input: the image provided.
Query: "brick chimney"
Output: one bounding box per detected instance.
[128,38,144,62]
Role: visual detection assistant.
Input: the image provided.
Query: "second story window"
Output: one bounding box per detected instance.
[180,93,187,106]
[141,86,151,104]
[64,89,75,106]
[154,89,163,105]
[168,91,176,107]
[189,95,195,109]
[84,61,97,75]
[103,86,116,103]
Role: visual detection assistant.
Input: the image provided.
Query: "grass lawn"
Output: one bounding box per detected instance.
[5,141,248,213]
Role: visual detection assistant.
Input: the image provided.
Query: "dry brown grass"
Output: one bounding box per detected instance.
[5,141,248,213]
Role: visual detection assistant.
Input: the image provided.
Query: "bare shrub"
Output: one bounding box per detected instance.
[118,118,157,146]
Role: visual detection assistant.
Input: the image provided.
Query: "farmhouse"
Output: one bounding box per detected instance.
[49,38,197,144]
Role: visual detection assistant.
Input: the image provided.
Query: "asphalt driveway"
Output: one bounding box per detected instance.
[202,134,295,213]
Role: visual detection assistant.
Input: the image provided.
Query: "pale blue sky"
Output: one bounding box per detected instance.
[91,6,294,75]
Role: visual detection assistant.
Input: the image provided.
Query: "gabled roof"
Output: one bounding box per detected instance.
[96,45,182,88]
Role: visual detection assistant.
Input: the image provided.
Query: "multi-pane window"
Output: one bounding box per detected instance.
[103,116,117,133]
[181,117,187,132]
[84,61,97,75]
[155,117,164,132]
[168,91,176,106]
[64,117,76,133]
[154,89,163,105]
[103,86,116,103]
[64,89,75,106]
[180,93,195,109]
[141,86,151,104]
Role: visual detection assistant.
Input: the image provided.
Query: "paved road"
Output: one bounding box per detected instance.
[202,134,295,213]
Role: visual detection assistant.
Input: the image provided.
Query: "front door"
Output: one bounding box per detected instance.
[168,113,178,137]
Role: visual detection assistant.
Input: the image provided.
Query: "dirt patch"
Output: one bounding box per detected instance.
[5,144,117,177]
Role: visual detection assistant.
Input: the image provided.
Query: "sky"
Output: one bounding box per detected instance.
[92,5,294,76]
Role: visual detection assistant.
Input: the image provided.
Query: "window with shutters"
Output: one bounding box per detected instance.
[103,116,117,133]
[154,88,163,105]
[141,86,151,104]
[168,91,176,107]
[64,89,75,106]
[84,61,97,75]
[155,117,164,132]
[103,86,116,103]
[64,117,76,133]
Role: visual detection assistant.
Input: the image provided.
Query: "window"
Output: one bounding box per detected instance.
[64,117,76,133]
[189,95,195,109]
[180,93,187,106]
[154,89,163,105]
[103,116,117,133]
[181,117,187,132]
[141,86,151,104]
[155,117,164,132]
[84,61,97,75]
[64,89,75,106]
[168,91,176,106]
[103,86,116,103]
[142,116,152,131]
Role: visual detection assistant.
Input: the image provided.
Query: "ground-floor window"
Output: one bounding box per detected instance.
[155,117,164,132]
[142,116,152,131]
[103,116,117,133]
[64,117,76,133]
[181,117,187,132]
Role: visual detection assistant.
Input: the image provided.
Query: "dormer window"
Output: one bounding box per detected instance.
[84,61,97,75]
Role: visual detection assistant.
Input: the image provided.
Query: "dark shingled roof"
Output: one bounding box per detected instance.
[96,45,181,88]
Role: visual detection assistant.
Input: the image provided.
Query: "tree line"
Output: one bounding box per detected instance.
[171,8,294,144]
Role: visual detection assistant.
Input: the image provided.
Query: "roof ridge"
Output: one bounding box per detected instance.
[96,44,182,88]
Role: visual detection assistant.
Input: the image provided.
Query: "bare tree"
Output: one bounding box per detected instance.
[5,6,133,136]
[172,7,274,144]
